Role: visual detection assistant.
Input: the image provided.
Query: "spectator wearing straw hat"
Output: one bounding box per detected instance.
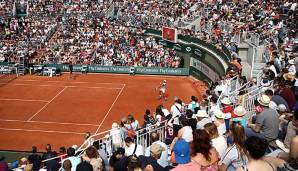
[213,109,226,136]
[144,132,168,168]
[232,106,247,128]
[246,95,279,141]
[195,110,212,130]
[139,143,166,171]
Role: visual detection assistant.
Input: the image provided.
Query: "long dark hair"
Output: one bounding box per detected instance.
[192,129,212,161]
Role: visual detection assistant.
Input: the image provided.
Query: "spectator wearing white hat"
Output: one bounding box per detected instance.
[213,109,226,136]
[232,106,247,128]
[287,59,296,76]
[221,97,235,131]
[195,110,212,130]
[246,95,279,141]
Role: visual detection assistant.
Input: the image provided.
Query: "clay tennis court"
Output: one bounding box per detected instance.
[0,73,206,152]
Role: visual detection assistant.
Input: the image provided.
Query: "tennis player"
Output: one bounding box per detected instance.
[157,80,167,101]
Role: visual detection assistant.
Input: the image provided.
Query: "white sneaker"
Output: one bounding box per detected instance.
[276,139,289,153]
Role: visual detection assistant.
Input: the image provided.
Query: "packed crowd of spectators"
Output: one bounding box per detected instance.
[39,16,182,67]
[0,0,297,171]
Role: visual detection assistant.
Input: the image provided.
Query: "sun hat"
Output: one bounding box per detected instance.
[277,104,287,113]
[288,59,295,65]
[221,97,231,105]
[234,106,247,117]
[195,110,208,118]
[150,143,164,156]
[257,95,270,107]
[173,139,190,164]
[214,110,224,119]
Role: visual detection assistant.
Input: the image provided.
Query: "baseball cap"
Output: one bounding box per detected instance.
[173,139,190,164]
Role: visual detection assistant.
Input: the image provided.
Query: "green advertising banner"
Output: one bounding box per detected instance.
[44,64,189,76]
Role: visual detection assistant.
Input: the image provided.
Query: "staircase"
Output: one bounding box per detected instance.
[17,55,25,76]
[251,45,267,78]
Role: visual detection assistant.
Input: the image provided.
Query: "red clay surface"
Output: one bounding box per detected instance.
[0,73,206,152]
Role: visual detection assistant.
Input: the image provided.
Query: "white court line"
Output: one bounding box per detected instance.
[0,119,99,127]
[0,98,49,102]
[0,127,86,135]
[95,84,126,134]
[27,87,67,121]
[13,83,122,89]
[16,79,126,86]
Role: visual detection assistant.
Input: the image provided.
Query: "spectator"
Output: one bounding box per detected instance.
[185,109,197,131]
[220,122,248,171]
[144,132,168,167]
[62,160,72,171]
[171,139,190,165]
[177,116,193,142]
[82,146,103,171]
[287,59,296,76]
[28,146,41,171]
[265,89,290,111]
[76,161,94,171]
[187,96,199,113]
[204,123,227,159]
[221,97,235,131]
[195,110,212,130]
[59,146,67,161]
[246,95,279,141]
[41,144,59,171]
[109,122,124,150]
[232,106,247,128]
[124,137,144,157]
[85,132,95,147]
[172,129,219,171]
[170,98,183,125]
[213,109,226,135]
[279,82,296,110]
[127,114,139,131]
[0,156,8,171]
[109,148,127,171]
[62,147,81,171]
[238,136,277,171]
[277,109,298,150]
[139,143,165,171]
[126,155,142,171]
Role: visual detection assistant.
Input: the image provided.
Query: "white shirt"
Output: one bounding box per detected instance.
[170,103,182,125]
[180,126,193,142]
[125,143,144,157]
[288,65,296,75]
[212,136,227,159]
[217,122,226,136]
[109,128,123,146]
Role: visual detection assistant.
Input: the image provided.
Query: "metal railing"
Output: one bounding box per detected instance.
[40,121,167,170]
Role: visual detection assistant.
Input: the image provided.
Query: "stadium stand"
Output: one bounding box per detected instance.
[0,0,297,171]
